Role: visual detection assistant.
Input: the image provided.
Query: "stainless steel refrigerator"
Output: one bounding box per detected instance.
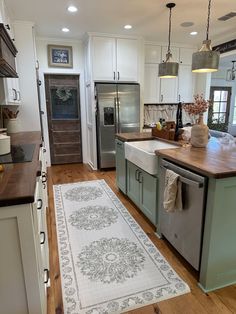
[96,83,140,169]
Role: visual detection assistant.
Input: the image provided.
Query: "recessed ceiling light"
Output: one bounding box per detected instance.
[181,22,194,27]
[124,25,132,30]
[68,5,78,12]
[62,27,70,32]
[190,31,198,35]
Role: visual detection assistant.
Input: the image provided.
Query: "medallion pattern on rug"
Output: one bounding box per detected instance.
[64,186,103,202]
[54,180,190,314]
[78,237,145,283]
[69,205,118,230]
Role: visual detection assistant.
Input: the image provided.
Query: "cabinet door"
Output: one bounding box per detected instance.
[127,161,140,206]
[145,44,161,63]
[139,170,157,225]
[160,77,178,103]
[144,64,160,103]
[179,47,195,65]
[92,36,116,81]
[115,140,126,194]
[178,65,195,103]
[116,38,138,82]
[161,46,179,63]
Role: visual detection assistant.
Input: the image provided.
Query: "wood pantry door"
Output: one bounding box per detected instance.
[45,74,82,164]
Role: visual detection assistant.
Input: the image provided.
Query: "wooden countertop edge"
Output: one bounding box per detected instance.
[156,151,236,179]
[0,131,42,207]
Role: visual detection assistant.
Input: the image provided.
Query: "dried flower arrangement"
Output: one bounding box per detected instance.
[183,94,211,116]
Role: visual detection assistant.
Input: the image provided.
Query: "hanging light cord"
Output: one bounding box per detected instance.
[167,6,172,53]
[206,0,211,40]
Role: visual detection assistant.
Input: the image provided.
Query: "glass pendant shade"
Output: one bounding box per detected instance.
[192,40,220,73]
[159,52,179,78]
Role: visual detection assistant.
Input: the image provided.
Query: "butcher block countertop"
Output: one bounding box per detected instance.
[116,132,153,142]
[156,138,236,179]
[0,132,42,207]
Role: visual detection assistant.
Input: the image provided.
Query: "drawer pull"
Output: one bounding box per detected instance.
[44,269,50,284]
[40,231,46,245]
[37,199,43,210]
[43,148,46,153]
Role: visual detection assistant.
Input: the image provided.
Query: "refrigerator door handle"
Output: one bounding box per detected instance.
[114,97,118,133]
[117,97,121,133]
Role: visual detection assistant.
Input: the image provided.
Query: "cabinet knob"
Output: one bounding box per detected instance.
[5,24,10,30]
[42,172,47,183]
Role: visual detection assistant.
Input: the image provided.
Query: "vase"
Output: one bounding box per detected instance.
[190,114,209,147]
[7,118,20,133]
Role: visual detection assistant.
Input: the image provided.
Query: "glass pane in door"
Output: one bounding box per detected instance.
[213,91,221,101]
[51,87,78,119]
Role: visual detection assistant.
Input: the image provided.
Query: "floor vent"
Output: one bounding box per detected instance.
[218,12,236,21]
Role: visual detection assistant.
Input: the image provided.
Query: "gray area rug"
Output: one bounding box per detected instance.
[53,179,190,313]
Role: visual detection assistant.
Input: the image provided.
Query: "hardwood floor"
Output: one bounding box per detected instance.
[46,163,236,314]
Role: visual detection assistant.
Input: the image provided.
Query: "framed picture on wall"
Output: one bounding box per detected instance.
[47,45,73,68]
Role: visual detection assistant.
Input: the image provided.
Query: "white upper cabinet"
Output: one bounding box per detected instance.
[116,38,138,82]
[160,77,178,103]
[179,47,195,65]
[144,43,196,104]
[92,36,116,81]
[144,64,160,103]
[178,65,195,103]
[0,0,15,40]
[145,44,161,64]
[92,36,139,82]
[161,46,179,63]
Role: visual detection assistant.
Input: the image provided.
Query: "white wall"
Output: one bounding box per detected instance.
[36,37,88,166]
[13,21,41,132]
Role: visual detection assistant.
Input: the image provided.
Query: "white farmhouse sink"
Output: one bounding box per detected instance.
[125,140,178,175]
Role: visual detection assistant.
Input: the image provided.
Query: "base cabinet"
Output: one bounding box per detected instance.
[115,139,126,193]
[0,146,49,314]
[127,160,157,225]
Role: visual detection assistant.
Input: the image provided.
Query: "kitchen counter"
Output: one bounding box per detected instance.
[156,137,236,179]
[116,132,153,142]
[0,131,42,206]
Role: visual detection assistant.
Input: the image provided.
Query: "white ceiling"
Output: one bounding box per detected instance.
[5,0,236,68]
[6,0,236,46]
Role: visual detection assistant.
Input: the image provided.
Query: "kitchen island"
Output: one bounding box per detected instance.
[115,132,236,293]
[156,138,236,293]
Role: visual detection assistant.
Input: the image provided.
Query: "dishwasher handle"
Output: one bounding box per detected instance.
[161,165,204,188]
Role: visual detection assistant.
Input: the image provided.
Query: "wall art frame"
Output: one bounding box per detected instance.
[47,45,73,68]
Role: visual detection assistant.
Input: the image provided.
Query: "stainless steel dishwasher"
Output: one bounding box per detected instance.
[159,159,207,270]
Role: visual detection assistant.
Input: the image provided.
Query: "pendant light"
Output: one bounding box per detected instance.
[192,0,220,73]
[158,3,179,78]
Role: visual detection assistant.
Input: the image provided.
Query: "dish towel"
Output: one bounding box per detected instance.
[163,169,183,212]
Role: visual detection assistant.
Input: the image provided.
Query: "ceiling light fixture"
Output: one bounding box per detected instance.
[226,61,236,81]
[62,27,70,32]
[124,25,132,29]
[158,3,179,78]
[192,0,220,73]
[190,31,198,35]
[68,5,78,12]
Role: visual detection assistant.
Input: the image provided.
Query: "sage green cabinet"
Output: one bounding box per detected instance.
[115,139,126,193]
[127,160,157,225]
